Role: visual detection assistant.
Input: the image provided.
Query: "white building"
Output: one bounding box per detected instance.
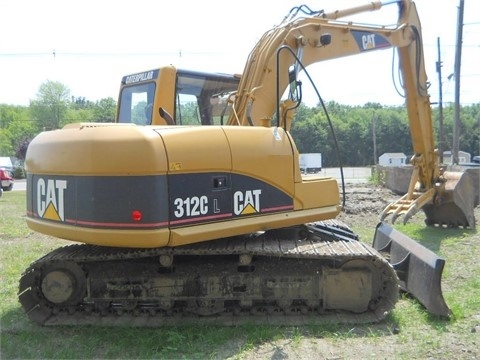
[378,152,407,167]
[442,151,471,164]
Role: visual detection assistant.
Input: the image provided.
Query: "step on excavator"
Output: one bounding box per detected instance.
[19,0,475,326]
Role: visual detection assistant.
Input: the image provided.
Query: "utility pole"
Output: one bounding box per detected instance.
[372,115,377,165]
[452,0,464,165]
[436,37,444,164]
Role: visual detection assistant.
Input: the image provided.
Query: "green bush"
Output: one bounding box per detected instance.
[14,166,26,179]
[368,166,385,185]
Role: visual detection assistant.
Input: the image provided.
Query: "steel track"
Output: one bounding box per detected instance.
[18,221,399,326]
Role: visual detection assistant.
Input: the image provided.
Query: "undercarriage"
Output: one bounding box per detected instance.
[18,221,400,326]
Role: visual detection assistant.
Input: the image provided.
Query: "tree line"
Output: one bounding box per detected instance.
[0,81,116,159]
[1,80,479,168]
[290,101,479,167]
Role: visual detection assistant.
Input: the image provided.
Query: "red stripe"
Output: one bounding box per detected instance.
[262,205,294,212]
[28,205,294,229]
[169,212,232,225]
[66,219,168,228]
[28,212,168,229]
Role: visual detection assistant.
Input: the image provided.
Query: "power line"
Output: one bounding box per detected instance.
[0,50,227,58]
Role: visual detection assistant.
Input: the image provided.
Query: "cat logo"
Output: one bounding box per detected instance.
[352,31,390,53]
[37,178,67,222]
[361,33,376,50]
[233,189,262,215]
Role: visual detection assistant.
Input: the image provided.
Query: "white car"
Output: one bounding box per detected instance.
[0,157,14,191]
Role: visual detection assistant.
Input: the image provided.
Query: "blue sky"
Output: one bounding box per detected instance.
[0,0,478,106]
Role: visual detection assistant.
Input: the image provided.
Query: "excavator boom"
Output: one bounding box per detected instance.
[225,0,475,228]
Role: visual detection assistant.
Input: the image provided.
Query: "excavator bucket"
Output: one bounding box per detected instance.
[372,222,451,317]
[422,171,476,228]
[381,169,476,229]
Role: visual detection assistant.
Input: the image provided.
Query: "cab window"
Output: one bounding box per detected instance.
[118,82,156,125]
[174,72,238,125]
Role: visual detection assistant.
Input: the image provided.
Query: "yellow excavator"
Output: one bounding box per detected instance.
[19,0,475,326]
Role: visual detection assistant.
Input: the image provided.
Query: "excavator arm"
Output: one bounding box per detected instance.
[228,0,475,228]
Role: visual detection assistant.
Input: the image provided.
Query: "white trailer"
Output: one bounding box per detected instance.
[299,153,322,174]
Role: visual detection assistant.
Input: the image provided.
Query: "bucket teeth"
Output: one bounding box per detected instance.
[381,170,476,229]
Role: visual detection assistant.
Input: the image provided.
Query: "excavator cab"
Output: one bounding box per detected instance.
[116,66,240,126]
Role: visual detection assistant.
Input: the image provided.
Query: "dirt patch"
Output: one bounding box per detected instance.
[337,184,399,229]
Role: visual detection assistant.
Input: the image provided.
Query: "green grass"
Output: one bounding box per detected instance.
[392,221,480,321]
[1,191,479,359]
[0,191,31,238]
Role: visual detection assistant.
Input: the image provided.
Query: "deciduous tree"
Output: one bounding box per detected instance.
[30,81,70,131]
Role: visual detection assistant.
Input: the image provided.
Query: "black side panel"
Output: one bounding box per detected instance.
[27,174,169,230]
[168,173,293,227]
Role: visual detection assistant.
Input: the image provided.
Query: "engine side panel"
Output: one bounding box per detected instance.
[25,124,340,248]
